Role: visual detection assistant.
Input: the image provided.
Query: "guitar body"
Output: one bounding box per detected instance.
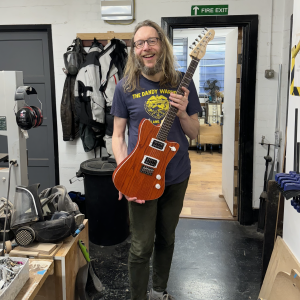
[112,118,179,200]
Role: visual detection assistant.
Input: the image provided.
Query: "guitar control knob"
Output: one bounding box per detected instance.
[156,175,161,180]
[170,146,176,152]
[155,184,161,189]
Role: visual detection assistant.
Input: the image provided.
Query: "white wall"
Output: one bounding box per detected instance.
[0,0,293,203]
[222,28,238,215]
[283,0,300,262]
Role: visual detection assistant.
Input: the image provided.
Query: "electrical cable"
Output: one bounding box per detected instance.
[1,161,16,256]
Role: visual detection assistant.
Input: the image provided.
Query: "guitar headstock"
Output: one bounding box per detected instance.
[189,28,215,60]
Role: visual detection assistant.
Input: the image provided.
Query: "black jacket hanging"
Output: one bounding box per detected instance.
[61,75,79,141]
[61,38,87,141]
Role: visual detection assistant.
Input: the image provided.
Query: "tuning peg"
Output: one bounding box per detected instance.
[204,27,208,31]
[189,46,193,49]
[198,34,203,39]
[192,41,196,45]
[195,39,199,42]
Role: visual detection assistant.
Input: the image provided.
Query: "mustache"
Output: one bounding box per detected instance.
[141,52,163,62]
[135,52,163,65]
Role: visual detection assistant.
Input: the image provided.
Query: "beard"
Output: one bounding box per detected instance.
[135,52,163,76]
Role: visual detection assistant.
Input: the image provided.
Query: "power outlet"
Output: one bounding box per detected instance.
[265,69,274,78]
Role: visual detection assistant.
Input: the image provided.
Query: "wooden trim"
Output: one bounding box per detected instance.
[77,32,133,40]
[77,31,133,47]
[232,27,243,217]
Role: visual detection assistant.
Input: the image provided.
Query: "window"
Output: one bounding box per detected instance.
[199,37,225,94]
[173,38,188,72]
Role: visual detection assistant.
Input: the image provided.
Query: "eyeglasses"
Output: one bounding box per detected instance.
[133,37,161,49]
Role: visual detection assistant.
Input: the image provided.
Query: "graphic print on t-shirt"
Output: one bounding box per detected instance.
[131,88,177,124]
[144,95,169,120]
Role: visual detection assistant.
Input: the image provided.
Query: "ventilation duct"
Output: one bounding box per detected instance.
[101,0,133,20]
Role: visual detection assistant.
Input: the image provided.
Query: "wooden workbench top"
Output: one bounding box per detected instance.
[15,258,54,300]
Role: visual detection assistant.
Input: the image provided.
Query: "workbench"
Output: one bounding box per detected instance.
[16,259,54,300]
[15,219,89,300]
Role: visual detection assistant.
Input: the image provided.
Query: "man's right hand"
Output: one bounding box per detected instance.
[118,191,145,204]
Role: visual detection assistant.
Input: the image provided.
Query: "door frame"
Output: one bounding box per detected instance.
[161,15,258,225]
[0,24,59,185]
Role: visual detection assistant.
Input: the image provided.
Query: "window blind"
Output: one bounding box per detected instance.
[173,38,188,72]
[199,36,226,94]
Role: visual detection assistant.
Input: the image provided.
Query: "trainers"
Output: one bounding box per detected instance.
[148,289,176,300]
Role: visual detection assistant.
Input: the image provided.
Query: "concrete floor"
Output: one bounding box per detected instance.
[88,219,264,300]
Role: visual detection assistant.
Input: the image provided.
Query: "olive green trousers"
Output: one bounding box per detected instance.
[128,177,189,300]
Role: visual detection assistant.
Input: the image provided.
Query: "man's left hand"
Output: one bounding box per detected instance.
[169,86,189,119]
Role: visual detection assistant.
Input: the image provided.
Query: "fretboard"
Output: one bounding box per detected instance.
[156,58,200,141]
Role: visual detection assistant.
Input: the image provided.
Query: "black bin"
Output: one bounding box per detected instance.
[79,157,129,246]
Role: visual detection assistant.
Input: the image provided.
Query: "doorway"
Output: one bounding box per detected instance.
[162,15,258,225]
[0,25,59,190]
[173,27,238,220]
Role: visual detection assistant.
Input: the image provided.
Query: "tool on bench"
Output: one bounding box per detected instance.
[258,138,273,231]
[72,223,85,237]
[76,239,104,300]
[275,171,297,181]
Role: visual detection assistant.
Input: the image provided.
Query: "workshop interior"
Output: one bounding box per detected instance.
[0,0,300,299]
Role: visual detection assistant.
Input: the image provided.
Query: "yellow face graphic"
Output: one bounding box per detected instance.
[144,95,169,119]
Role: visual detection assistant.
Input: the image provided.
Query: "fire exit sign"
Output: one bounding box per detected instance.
[191,5,229,16]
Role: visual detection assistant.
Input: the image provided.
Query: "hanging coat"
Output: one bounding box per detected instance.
[61,74,79,141]
[74,39,127,156]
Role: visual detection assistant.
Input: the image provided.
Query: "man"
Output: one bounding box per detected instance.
[111,20,201,300]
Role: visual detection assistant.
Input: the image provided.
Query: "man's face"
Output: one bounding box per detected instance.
[134,26,162,76]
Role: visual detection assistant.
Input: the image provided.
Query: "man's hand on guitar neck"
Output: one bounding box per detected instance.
[118,191,145,204]
[169,86,189,119]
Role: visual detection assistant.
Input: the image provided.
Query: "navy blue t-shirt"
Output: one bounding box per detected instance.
[111,74,201,186]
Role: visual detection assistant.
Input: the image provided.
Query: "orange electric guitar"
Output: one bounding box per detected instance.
[113,28,215,200]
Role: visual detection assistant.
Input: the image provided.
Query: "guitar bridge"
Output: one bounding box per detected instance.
[140,165,154,176]
[142,156,159,168]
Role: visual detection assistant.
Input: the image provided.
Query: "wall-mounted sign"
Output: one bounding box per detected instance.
[0,116,7,130]
[191,5,229,16]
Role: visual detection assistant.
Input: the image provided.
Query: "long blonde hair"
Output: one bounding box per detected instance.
[123,20,181,92]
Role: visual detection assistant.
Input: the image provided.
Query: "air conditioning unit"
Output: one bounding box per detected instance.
[101,0,133,21]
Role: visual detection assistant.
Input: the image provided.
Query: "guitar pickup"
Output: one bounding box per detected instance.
[149,139,166,151]
[142,155,159,168]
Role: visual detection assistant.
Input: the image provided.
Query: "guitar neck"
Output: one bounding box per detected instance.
[156,57,200,141]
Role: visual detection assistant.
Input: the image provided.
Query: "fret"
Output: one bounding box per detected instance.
[156,56,200,141]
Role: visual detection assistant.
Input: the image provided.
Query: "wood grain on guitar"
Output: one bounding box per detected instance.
[113,29,215,200]
[113,119,179,200]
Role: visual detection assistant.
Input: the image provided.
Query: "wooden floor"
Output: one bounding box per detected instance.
[180,150,235,220]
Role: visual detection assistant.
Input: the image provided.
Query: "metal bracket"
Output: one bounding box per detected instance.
[15,86,37,101]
